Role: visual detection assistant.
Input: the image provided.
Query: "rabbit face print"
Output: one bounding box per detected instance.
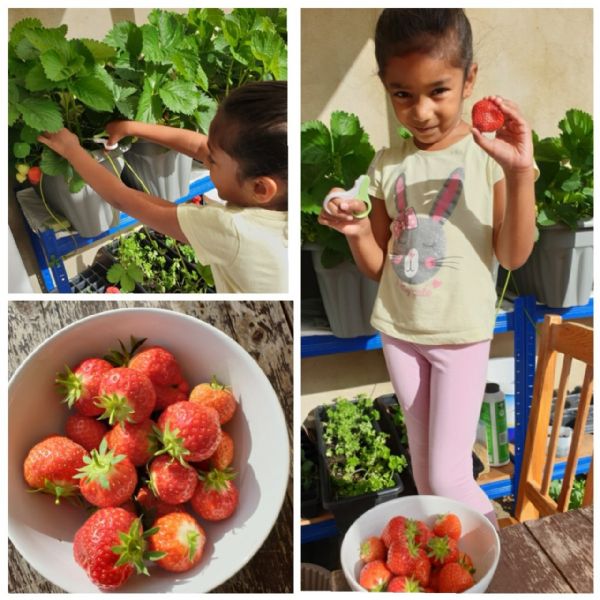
[389,168,464,286]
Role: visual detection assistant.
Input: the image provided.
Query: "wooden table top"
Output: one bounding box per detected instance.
[8,300,293,593]
[487,505,593,593]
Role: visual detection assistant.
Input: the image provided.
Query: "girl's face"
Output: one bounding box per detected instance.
[381,52,476,150]
[206,143,255,206]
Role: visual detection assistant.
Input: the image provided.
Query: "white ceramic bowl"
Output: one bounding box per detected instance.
[340,495,500,593]
[8,307,289,592]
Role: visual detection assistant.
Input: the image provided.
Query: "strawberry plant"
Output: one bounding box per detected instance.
[104,8,287,134]
[301,111,375,267]
[8,18,121,190]
[321,394,407,497]
[532,109,593,229]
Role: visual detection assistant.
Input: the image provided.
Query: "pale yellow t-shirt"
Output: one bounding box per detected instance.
[368,135,505,344]
[177,203,288,293]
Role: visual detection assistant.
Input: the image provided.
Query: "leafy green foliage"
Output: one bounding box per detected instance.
[301,111,375,267]
[111,228,214,293]
[548,476,587,510]
[389,403,409,446]
[104,8,287,133]
[301,448,318,493]
[532,109,593,229]
[321,394,407,498]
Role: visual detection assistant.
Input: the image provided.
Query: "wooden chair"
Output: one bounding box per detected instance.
[513,314,593,522]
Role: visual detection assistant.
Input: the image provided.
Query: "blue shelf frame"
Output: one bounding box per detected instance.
[24,175,214,293]
[300,296,593,543]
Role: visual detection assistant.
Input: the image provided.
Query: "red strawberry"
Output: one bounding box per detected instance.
[129,346,190,411]
[458,550,476,574]
[472,98,504,132]
[405,518,434,549]
[209,431,234,470]
[97,367,156,425]
[105,286,121,294]
[427,535,459,567]
[189,376,237,424]
[73,507,158,590]
[156,401,221,464]
[65,414,108,452]
[23,435,87,504]
[358,560,391,592]
[190,468,239,521]
[148,512,206,572]
[135,485,184,524]
[429,566,442,592]
[360,536,386,563]
[27,166,41,185]
[433,512,462,540]
[149,455,198,504]
[56,358,113,417]
[382,515,407,547]
[386,537,427,576]
[412,553,431,588]
[438,561,475,593]
[387,575,423,593]
[74,438,137,507]
[105,419,157,466]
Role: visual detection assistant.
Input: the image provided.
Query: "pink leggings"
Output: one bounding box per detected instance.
[381,333,498,528]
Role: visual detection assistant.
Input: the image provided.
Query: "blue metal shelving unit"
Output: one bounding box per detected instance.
[300,296,593,543]
[23,175,214,293]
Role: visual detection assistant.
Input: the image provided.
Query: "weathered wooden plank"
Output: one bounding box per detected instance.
[525,509,593,593]
[487,522,573,593]
[8,300,293,593]
[579,505,593,523]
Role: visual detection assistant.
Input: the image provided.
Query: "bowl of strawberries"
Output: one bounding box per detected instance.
[8,307,289,592]
[340,495,500,593]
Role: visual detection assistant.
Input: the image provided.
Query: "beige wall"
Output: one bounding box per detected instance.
[301,8,593,149]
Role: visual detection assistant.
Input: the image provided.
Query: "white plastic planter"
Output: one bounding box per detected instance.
[310,245,378,338]
[40,148,124,238]
[510,220,593,307]
[122,139,193,201]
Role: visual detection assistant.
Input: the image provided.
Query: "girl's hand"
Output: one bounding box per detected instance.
[318,189,372,237]
[472,96,534,174]
[37,128,82,159]
[105,120,132,146]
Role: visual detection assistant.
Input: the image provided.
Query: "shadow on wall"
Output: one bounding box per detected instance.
[301,9,379,122]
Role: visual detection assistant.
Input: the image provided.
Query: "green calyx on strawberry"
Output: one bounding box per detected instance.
[153,422,191,467]
[27,477,80,505]
[103,336,147,367]
[96,392,136,426]
[111,518,166,575]
[74,438,126,490]
[199,467,237,490]
[56,365,86,409]
[427,535,458,566]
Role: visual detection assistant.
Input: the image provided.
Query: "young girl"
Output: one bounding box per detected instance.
[38,81,288,293]
[319,9,537,527]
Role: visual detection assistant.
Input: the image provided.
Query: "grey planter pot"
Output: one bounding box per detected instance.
[40,148,124,238]
[310,246,379,338]
[122,139,193,201]
[510,220,593,307]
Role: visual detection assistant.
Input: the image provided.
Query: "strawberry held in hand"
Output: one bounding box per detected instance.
[149,512,206,573]
[23,435,87,504]
[75,438,137,507]
[472,98,504,132]
[73,507,161,590]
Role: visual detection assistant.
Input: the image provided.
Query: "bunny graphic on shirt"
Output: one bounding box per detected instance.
[389,167,464,287]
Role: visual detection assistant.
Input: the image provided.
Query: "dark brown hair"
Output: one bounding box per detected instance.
[209,80,287,184]
[375,9,473,79]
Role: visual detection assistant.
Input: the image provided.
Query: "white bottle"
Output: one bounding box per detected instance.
[479,383,510,467]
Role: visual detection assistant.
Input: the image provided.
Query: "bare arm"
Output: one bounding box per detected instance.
[38,129,189,243]
[106,121,209,163]
[318,194,391,281]
[473,96,536,270]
